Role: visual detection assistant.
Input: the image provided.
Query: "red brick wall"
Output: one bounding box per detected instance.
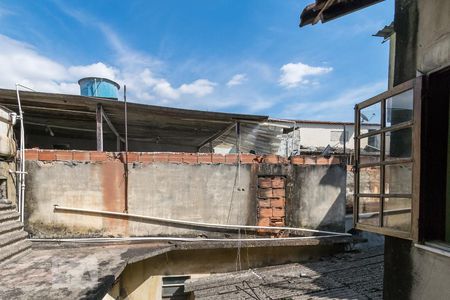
[256,176,286,235]
[24,149,342,166]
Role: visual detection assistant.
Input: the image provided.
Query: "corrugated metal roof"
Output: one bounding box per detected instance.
[0,88,268,152]
[211,123,283,155]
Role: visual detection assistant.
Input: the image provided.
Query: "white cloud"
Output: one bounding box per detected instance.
[153,79,179,99]
[0,34,73,93]
[179,79,216,97]
[151,79,217,100]
[68,62,118,80]
[279,62,332,88]
[227,73,247,87]
[0,34,122,95]
[0,33,217,105]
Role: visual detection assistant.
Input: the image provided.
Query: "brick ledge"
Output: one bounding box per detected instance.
[24,149,342,166]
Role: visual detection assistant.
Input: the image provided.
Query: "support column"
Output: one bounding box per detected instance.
[96,104,103,151]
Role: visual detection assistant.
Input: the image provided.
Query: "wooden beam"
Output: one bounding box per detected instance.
[96,104,103,151]
[312,0,336,25]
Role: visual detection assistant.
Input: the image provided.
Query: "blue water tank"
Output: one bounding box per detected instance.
[78,77,120,99]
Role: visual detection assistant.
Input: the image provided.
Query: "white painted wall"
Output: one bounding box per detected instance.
[278,123,379,156]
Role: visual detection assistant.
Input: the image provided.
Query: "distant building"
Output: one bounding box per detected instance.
[277,120,380,156]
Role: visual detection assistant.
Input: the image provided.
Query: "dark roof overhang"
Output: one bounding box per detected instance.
[300,0,384,27]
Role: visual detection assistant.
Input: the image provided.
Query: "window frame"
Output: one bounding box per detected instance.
[354,77,422,240]
[161,275,191,299]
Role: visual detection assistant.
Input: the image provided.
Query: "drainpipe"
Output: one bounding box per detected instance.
[15,84,34,223]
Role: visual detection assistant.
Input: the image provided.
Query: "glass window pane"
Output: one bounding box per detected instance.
[383,198,411,232]
[385,164,412,194]
[359,167,380,194]
[385,89,413,127]
[360,102,381,134]
[385,127,412,160]
[360,134,381,163]
[358,197,380,226]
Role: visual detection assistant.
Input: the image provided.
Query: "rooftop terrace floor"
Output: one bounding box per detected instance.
[186,246,384,299]
[0,236,354,299]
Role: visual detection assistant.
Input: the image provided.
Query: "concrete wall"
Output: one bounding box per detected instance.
[23,150,346,238]
[0,161,17,206]
[416,0,450,73]
[394,0,450,82]
[384,1,450,299]
[384,237,450,300]
[0,106,17,205]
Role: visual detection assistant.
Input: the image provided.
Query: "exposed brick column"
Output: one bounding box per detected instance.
[256,176,286,235]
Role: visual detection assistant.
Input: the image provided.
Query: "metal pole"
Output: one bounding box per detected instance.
[15,85,25,222]
[292,122,296,156]
[96,104,103,151]
[343,124,346,155]
[14,84,35,223]
[124,85,129,213]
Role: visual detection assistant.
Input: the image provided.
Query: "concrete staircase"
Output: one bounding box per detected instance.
[0,203,31,265]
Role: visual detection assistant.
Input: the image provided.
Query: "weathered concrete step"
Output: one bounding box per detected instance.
[0,239,31,264]
[0,220,24,236]
[0,230,28,248]
[0,209,20,223]
[1,246,32,266]
[0,203,15,211]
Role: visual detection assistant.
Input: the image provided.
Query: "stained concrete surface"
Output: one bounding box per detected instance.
[186,246,384,299]
[0,242,173,300]
[0,236,352,300]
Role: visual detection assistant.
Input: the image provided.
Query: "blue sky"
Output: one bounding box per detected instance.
[0,0,394,121]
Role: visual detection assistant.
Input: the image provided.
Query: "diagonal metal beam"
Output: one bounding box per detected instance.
[197,122,237,151]
[99,105,126,144]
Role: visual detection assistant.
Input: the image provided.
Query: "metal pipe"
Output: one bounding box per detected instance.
[15,84,27,223]
[30,234,350,244]
[53,205,351,236]
[293,121,297,155]
[343,124,349,165]
[123,85,129,213]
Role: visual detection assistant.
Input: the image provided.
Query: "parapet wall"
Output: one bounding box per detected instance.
[24,150,342,165]
[24,150,346,238]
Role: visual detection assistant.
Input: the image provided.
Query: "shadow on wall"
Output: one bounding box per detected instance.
[319,165,347,232]
[318,166,347,232]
